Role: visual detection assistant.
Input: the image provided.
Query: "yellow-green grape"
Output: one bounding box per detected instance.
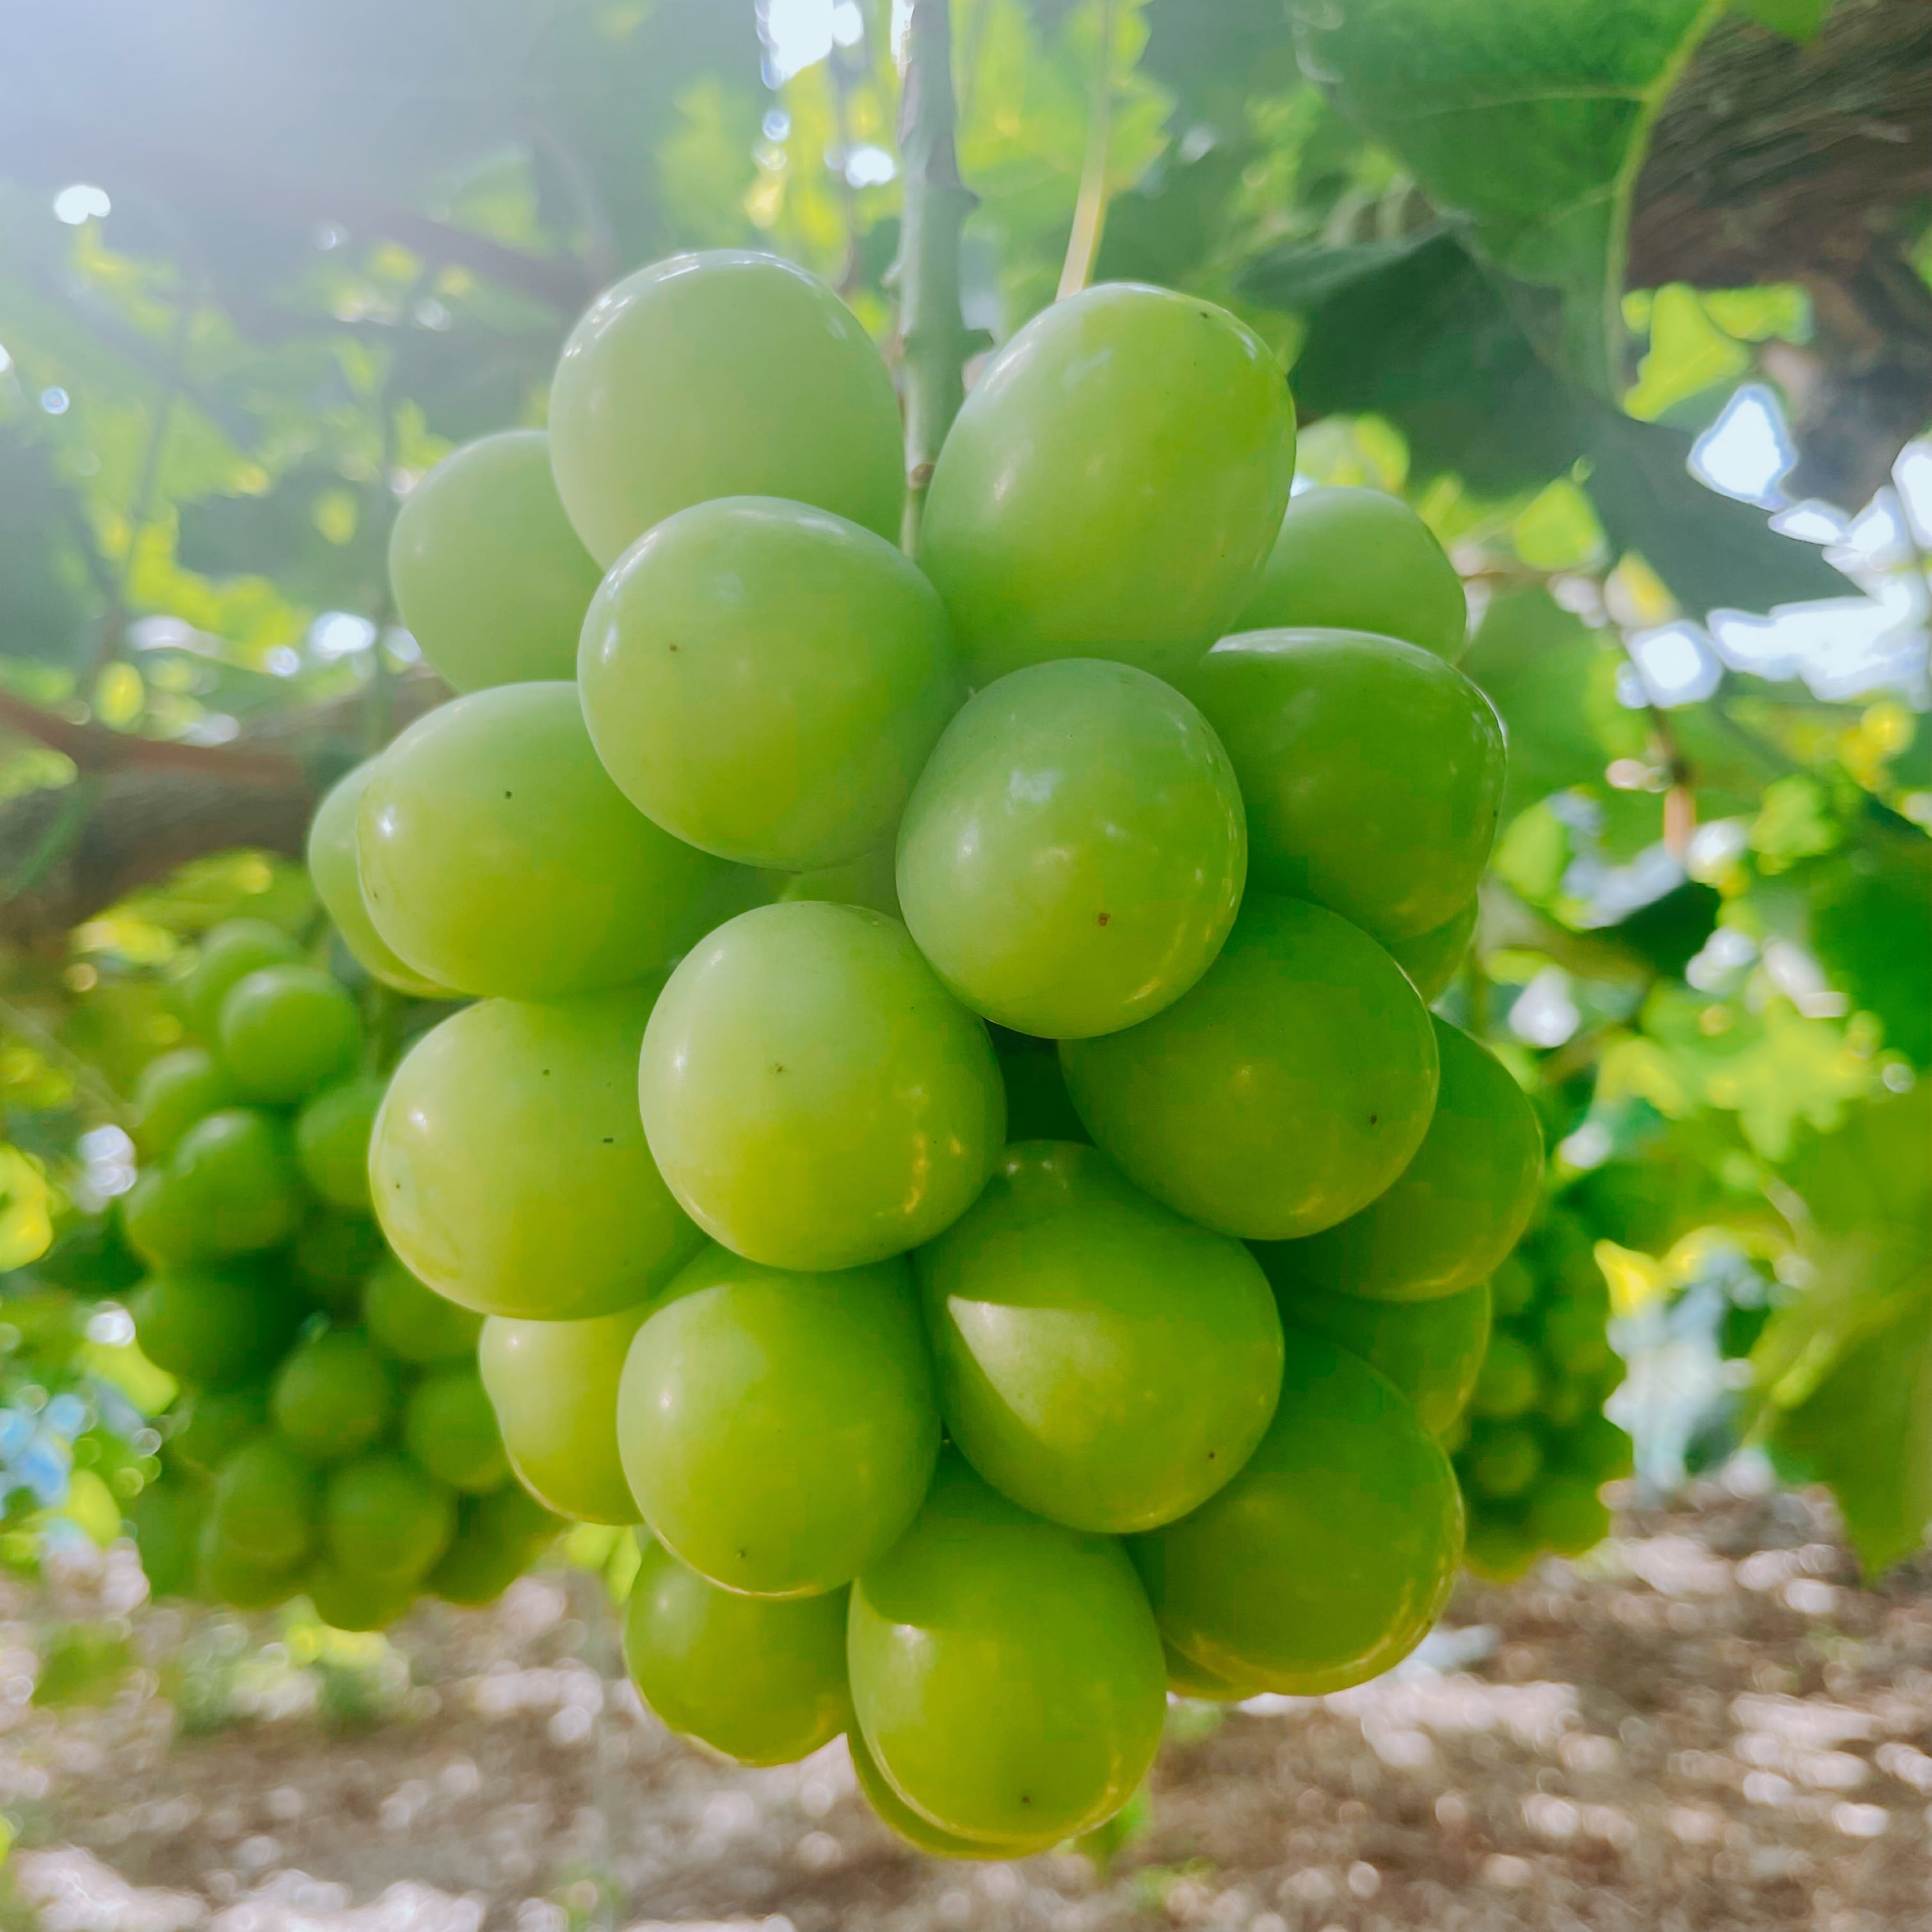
[1130,1332,1462,1695]
[362,1254,482,1365]
[293,1213,386,1312]
[131,1483,205,1599]
[919,283,1295,686]
[168,1384,269,1480]
[428,1486,561,1606]
[896,660,1247,1040]
[549,250,904,568]
[372,989,703,1319]
[1558,1413,1634,1484]
[622,1536,853,1766]
[132,1048,236,1161]
[1462,1512,1542,1583]
[129,1264,307,1389]
[184,920,299,1038]
[1526,1474,1612,1558]
[294,1076,387,1215]
[169,1109,305,1256]
[218,966,363,1106]
[212,1435,321,1571]
[197,1517,301,1611]
[1387,897,1479,1005]
[580,496,961,870]
[1468,1331,1543,1420]
[403,1366,510,1495]
[1462,1421,1544,1500]
[324,1453,456,1586]
[388,430,602,691]
[1162,1641,1259,1704]
[122,1169,204,1272]
[358,682,762,1000]
[303,1560,420,1634]
[1535,1281,1617,1378]
[271,1329,398,1462]
[847,1729,1042,1860]
[479,1306,649,1524]
[773,837,902,920]
[1234,486,1467,660]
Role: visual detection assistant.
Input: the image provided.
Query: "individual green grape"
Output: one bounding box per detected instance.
[212,1435,321,1570]
[168,1384,269,1480]
[914,1142,1282,1533]
[1534,1281,1617,1378]
[773,837,902,920]
[184,920,300,1039]
[1387,897,1479,1005]
[324,1453,456,1585]
[919,283,1295,687]
[372,989,703,1319]
[639,902,1005,1272]
[897,660,1247,1039]
[847,1728,1043,1859]
[622,1535,853,1765]
[1181,629,1505,945]
[1462,1510,1542,1583]
[1540,1371,1592,1429]
[294,1076,387,1214]
[849,1453,1165,1849]
[1526,1474,1613,1558]
[129,1264,307,1389]
[218,965,363,1106]
[170,1109,305,1257]
[403,1367,509,1495]
[388,429,603,691]
[580,496,961,870]
[122,1169,204,1272]
[303,1559,420,1634]
[1488,1254,1537,1318]
[478,1305,648,1524]
[1277,1019,1544,1302]
[1259,1268,1491,1440]
[196,1517,301,1611]
[362,1254,482,1364]
[549,250,904,568]
[1162,1641,1259,1704]
[292,1212,387,1313]
[1461,1421,1544,1501]
[306,762,452,998]
[616,1243,939,1596]
[358,682,763,1000]
[1060,895,1438,1241]
[271,1329,397,1462]
[1555,1412,1634,1484]
[992,1031,1089,1145]
[427,1485,561,1606]
[132,1049,236,1161]
[1467,1332,1542,1420]
[1130,1332,1462,1695]
[1233,486,1467,660]
[131,1481,205,1599]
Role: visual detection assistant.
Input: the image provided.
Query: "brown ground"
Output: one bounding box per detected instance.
[1,1476,1927,1932]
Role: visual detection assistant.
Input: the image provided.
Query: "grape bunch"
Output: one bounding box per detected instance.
[347,250,1549,1858]
[123,920,557,1629]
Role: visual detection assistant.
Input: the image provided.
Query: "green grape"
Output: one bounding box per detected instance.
[1387,897,1478,1005]
[306,762,452,998]
[639,903,1005,1272]
[1541,1371,1592,1428]
[1555,1413,1634,1484]
[848,1728,1042,1859]
[131,1481,205,1599]
[1162,1641,1258,1704]
[122,1169,204,1272]
[271,1329,397,1462]
[1277,1019,1544,1302]
[774,837,902,920]
[169,1384,269,1480]
[1461,1421,1544,1500]
[292,1212,387,1313]
[549,250,904,568]
[212,1435,321,1570]
[616,1243,939,1597]
[1462,1510,1542,1583]
[362,1254,482,1364]
[1488,1254,1537,1318]
[1535,1281,1617,1378]
[358,682,763,1001]
[622,1535,853,1765]
[1131,1334,1462,1695]
[218,966,363,1106]
[196,1517,301,1611]
[129,1264,306,1389]
[992,1031,1089,1145]
[303,1559,419,1634]
[324,1453,456,1585]
[184,920,300,1038]
[1181,629,1505,945]
[427,1485,561,1606]
[1259,1268,1491,1440]
[1469,1331,1542,1420]
[1525,1474,1612,1558]
[294,1076,387,1215]
[914,1141,1282,1534]
[896,660,1247,1039]
[403,1366,509,1495]
[849,1453,1165,1849]
[580,497,960,870]
[388,429,603,691]
[168,1108,305,1256]
[372,989,702,1319]
[133,1048,235,1161]
[1060,895,1438,1241]
[478,1306,648,1524]
[1233,486,1467,660]
[919,283,1295,687]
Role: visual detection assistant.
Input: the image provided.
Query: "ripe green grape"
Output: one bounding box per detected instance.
[388,430,603,691]
[616,1243,939,1596]
[218,966,363,1106]
[292,1212,387,1313]
[1558,1412,1634,1484]
[992,1030,1089,1145]
[184,919,299,1038]
[896,660,1247,1039]
[197,1519,301,1611]
[914,1142,1283,1533]
[294,1076,386,1214]
[427,1485,560,1606]
[130,1263,306,1389]
[1060,895,1438,1241]
[170,1108,305,1256]
[1462,1513,1543,1584]
[133,1048,235,1161]
[324,1453,456,1585]
[580,496,961,870]
[849,1453,1165,1849]
[549,250,904,568]
[1131,1334,1462,1696]
[1181,629,1505,945]
[773,837,902,920]
[303,1559,420,1634]
[1162,1640,1258,1704]
[212,1435,321,1570]
[1462,1421,1544,1501]
[358,682,763,1000]
[847,1728,1043,1858]
[1278,1019,1544,1302]
[622,1535,852,1765]
[271,1329,397,1462]
[1259,1268,1492,1441]
[306,762,453,998]
[918,283,1295,686]
[639,902,1005,1272]
[169,1384,269,1480]
[1469,1331,1542,1421]
[1387,897,1478,1005]
[479,1305,648,1524]
[1234,486,1467,660]
[131,1482,205,1599]
[362,1254,481,1364]
[403,1366,509,1495]
[1525,1474,1612,1558]
[122,1169,205,1272]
